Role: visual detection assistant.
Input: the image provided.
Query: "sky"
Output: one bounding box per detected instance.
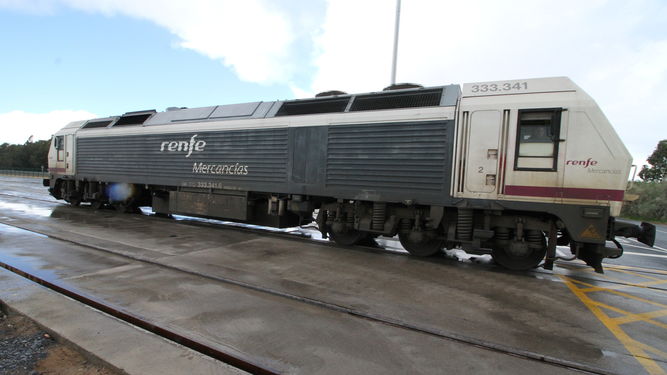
[0,0,665,168]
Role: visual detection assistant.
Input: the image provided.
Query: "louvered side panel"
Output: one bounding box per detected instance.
[76,128,288,186]
[326,121,448,193]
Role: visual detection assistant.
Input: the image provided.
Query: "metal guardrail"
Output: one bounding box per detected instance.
[0,169,48,178]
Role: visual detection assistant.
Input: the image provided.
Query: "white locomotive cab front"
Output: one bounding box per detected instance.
[454,77,655,272]
[560,86,632,217]
[455,77,632,212]
[46,120,84,201]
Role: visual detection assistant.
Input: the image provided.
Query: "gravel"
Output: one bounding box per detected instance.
[0,333,53,374]
[0,309,53,375]
[0,308,121,375]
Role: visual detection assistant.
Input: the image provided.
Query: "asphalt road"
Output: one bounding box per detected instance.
[1,174,663,272]
[1,175,666,374]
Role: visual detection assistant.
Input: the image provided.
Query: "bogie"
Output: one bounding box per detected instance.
[491,229,547,270]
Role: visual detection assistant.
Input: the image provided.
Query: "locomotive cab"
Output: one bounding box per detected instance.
[46,121,83,202]
[454,77,654,271]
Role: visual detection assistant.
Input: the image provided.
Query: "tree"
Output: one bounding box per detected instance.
[0,140,50,170]
[639,140,667,182]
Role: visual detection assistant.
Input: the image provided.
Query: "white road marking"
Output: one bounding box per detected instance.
[624,237,667,252]
[622,251,667,259]
[622,242,667,254]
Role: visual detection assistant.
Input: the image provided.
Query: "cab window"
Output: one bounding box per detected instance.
[55,136,65,161]
[53,136,63,150]
[514,108,561,171]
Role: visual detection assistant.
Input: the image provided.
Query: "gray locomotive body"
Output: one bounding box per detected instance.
[75,120,455,207]
[46,78,655,273]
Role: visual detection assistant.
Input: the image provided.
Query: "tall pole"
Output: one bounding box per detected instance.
[390,0,401,85]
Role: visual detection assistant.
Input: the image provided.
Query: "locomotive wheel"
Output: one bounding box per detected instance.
[67,195,81,207]
[398,233,444,257]
[357,235,381,248]
[91,200,105,210]
[328,226,369,246]
[114,200,139,214]
[492,239,547,271]
[67,198,81,207]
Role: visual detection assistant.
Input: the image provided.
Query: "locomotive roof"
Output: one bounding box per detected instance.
[75,76,581,131]
[79,84,461,130]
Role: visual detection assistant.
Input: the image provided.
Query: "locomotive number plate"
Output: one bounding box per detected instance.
[470,81,528,94]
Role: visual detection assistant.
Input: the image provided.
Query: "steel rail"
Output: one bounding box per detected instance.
[0,259,280,375]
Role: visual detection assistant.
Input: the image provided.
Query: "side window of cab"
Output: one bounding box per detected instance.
[55,135,65,161]
[514,108,562,171]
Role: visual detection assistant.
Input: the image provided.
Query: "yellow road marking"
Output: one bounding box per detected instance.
[580,297,667,329]
[606,265,667,276]
[561,275,667,375]
[612,309,667,328]
[611,268,664,281]
[578,280,667,294]
[567,278,667,308]
[557,262,667,276]
[555,263,667,294]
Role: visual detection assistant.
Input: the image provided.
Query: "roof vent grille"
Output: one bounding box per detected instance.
[81,120,113,129]
[350,89,442,112]
[275,97,349,116]
[382,83,423,91]
[315,90,347,97]
[113,110,156,126]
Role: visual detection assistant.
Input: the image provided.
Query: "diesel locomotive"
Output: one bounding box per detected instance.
[45,77,656,273]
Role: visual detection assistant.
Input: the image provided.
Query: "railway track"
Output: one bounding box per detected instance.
[0,259,278,375]
[0,218,619,375]
[3,189,666,285]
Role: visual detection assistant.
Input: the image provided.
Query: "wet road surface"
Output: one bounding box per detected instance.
[0,176,666,374]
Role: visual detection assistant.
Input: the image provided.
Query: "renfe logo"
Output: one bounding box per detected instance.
[566,158,598,168]
[160,134,206,158]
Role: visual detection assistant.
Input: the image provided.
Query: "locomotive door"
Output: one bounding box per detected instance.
[64,134,75,175]
[54,135,66,173]
[463,110,503,195]
[506,108,565,203]
[54,134,75,175]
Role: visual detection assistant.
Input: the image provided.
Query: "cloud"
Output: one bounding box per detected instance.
[308,0,395,96]
[0,0,58,14]
[1,0,664,166]
[68,0,299,84]
[0,0,312,85]
[309,0,667,166]
[0,110,97,144]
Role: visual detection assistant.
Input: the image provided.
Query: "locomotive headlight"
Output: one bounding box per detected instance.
[107,183,135,203]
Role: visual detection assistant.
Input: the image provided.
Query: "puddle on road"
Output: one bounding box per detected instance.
[0,224,62,283]
[0,201,53,217]
[0,223,48,238]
